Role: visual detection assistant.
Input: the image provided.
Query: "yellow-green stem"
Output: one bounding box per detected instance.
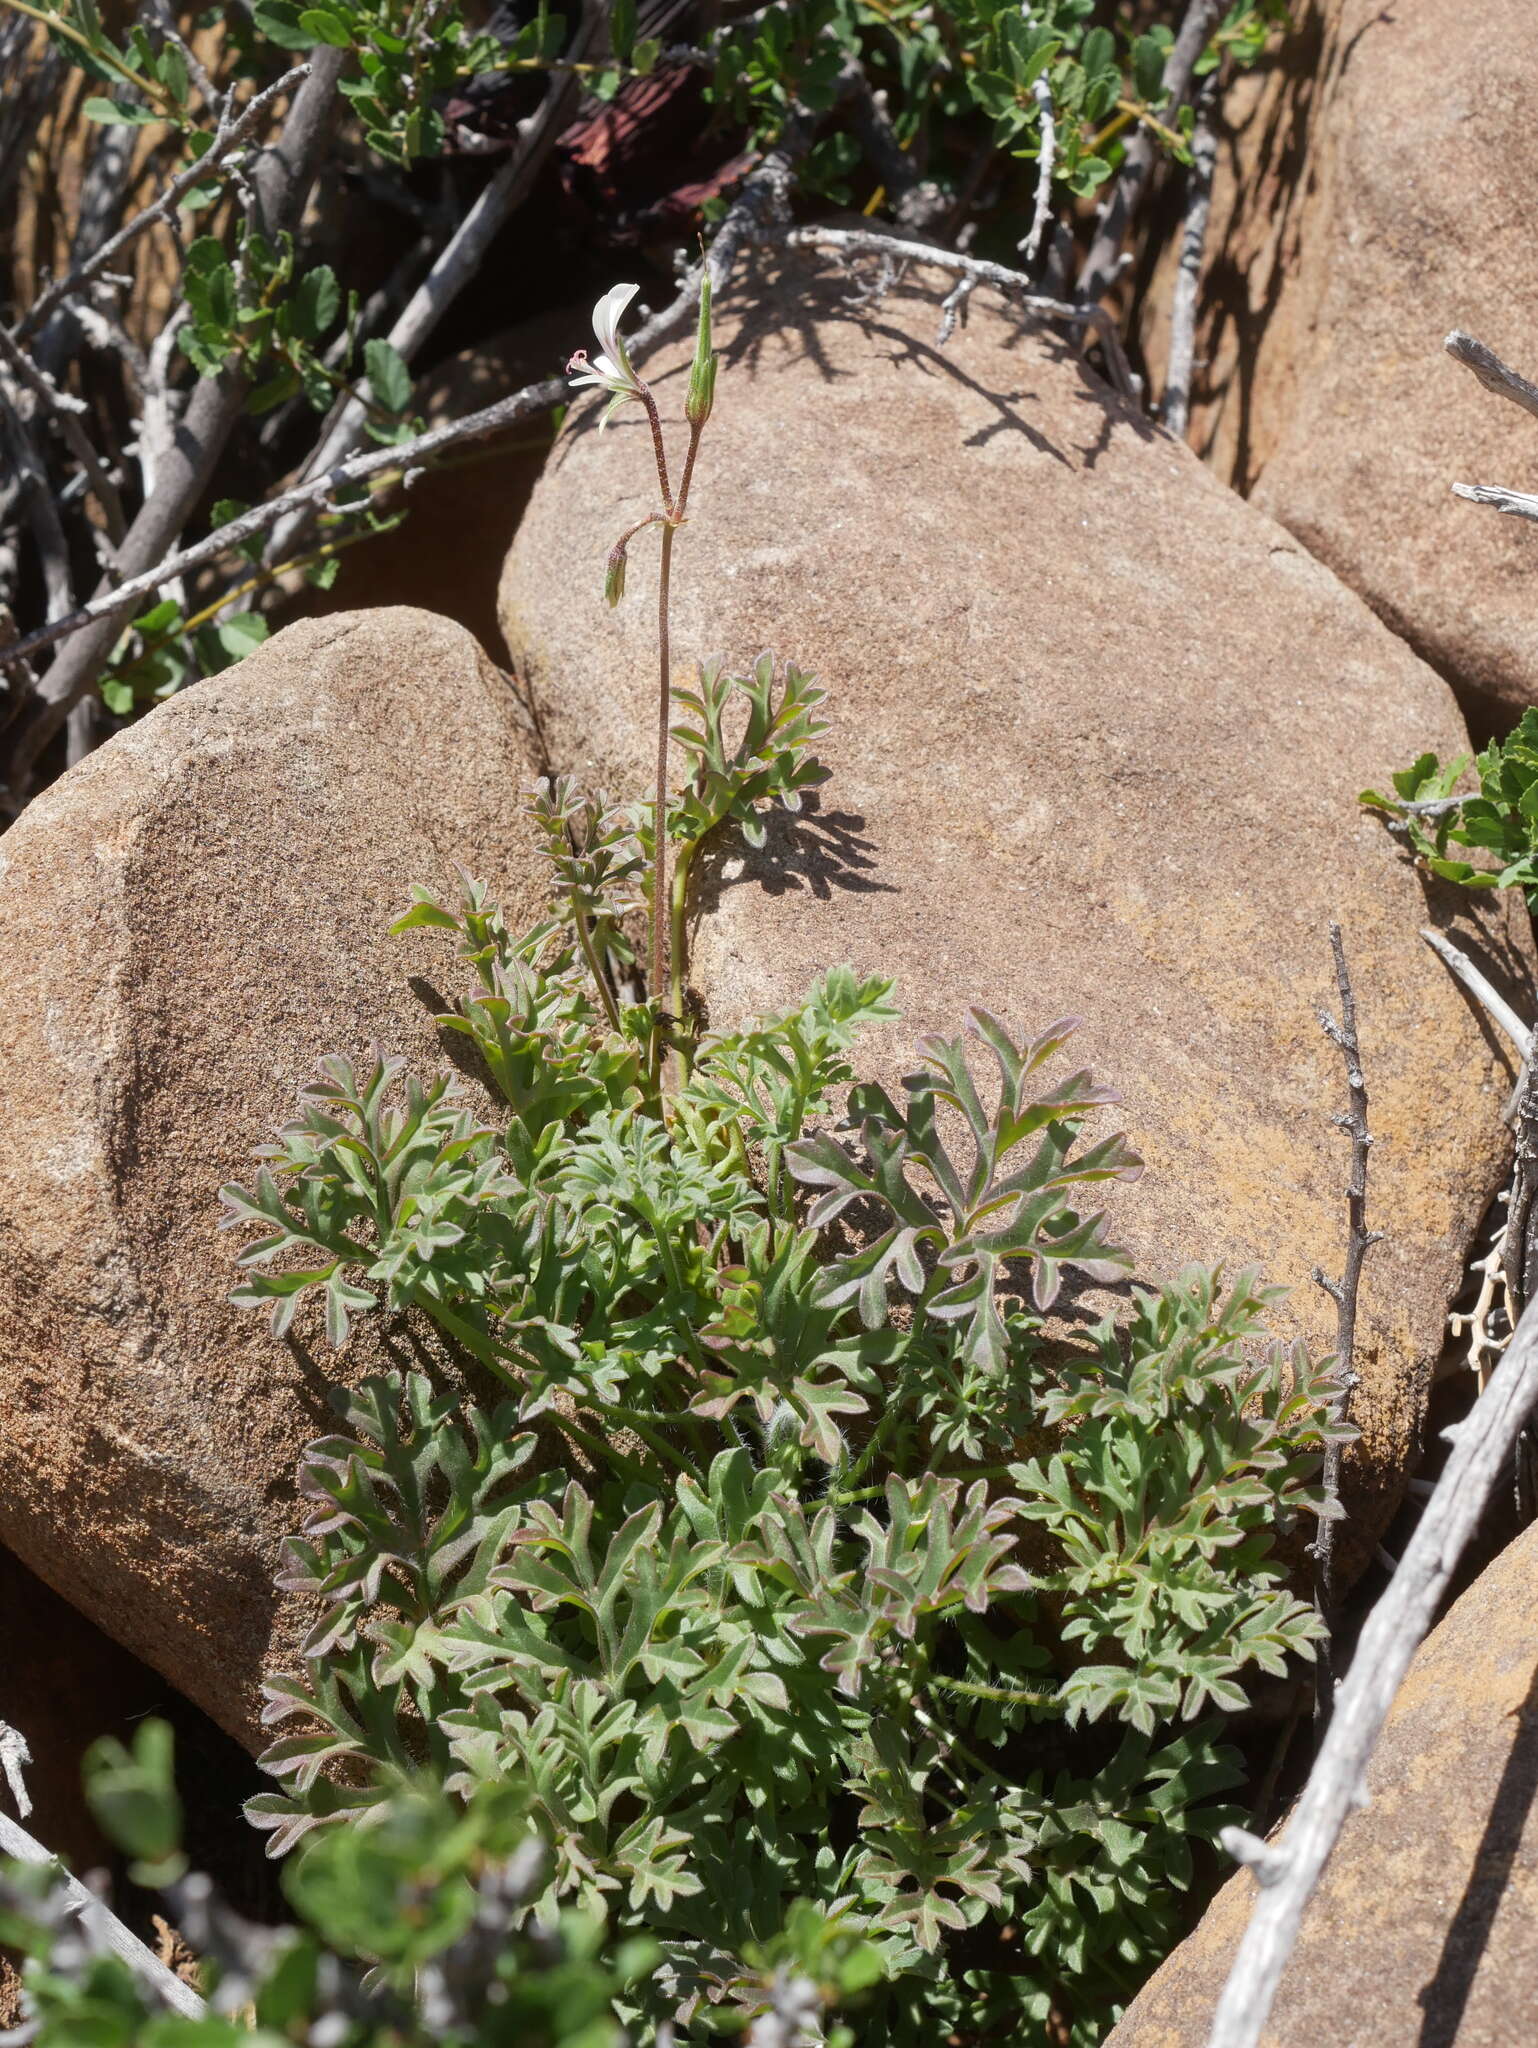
[669,845,692,1067]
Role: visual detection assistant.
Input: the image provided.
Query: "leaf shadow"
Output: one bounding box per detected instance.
[690,789,898,915]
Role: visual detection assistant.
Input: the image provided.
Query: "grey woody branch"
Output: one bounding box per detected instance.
[12,64,312,346]
[1445,329,1538,424]
[1308,922,1383,1723]
[1444,331,1538,526]
[1161,82,1216,440]
[1420,926,1534,1061]
[271,0,614,558]
[1016,5,1055,268]
[2,50,346,793]
[1077,0,1220,303]
[0,119,819,693]
[783,222,1139,400]
[0,1803,207,2020]
[1451,481,1538,526]
[1207,1287,1538,2048]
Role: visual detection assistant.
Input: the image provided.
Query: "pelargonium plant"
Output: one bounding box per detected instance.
[221,278,1350,2047]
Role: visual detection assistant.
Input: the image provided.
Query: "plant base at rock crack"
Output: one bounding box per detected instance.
[223,858,1351,2045]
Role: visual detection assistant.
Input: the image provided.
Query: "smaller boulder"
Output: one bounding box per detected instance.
[0,609,546,1748]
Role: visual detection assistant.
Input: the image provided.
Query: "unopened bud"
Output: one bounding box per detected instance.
[685,274,718,429]
[604,538,628,608]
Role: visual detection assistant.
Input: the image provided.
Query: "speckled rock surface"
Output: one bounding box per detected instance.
[501,245,1527,1554]
[0,609,544,1747]
[1106,1513,1538,2045]
[1138,0,1538,731]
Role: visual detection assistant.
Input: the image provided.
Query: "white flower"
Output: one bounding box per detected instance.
[566,282,646,424]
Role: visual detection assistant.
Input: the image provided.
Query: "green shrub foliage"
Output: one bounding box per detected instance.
[0,1721,876,2045]
[1362,708,1538,909]
[220,659,1347,2046]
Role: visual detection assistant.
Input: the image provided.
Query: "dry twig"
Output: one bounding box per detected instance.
[1207,1287,1538,2048]
[1,49,346,791]
[0,1804,207,2019]
[1449,481,1538,526]
[270,3,610,558]
[1419,926,1532,1061]
[1161,81,1216,440]
[12,64,313,346]
[1448,1188,1514,1388]
[1445,329,1538,424]
[1077,0,1221,303]
[1444,331,1538,526]
[1308,924,1384,1720]
[0,1717,31,1816]
[0,116,815,703]
[782,223,1139,399]
[1016,5,1055,269]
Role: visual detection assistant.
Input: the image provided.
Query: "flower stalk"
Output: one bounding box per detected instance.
[567,274,718,1084]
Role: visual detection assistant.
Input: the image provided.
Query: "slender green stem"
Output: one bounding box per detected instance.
[925,1673,1058,1710]
[840,1294,939,1493]
[407,1291,643,1476]
[669,841,692,1060]
[574,905,621,1034]
[675,419,705,521]
[601,1402,694,1473]
[649,1220,708,1370]
[2,0,179,110]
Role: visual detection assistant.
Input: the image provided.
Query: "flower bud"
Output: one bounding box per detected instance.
[604,537,628,608]
[685,274,718,429]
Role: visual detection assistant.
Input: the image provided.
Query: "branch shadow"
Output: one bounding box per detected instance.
[1416,1658,1538,2046]
[541,240,1154,483]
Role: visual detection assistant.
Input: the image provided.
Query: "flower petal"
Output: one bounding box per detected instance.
[591,282,639,366]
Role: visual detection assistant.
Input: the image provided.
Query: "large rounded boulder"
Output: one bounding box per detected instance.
[502,246,1526,1551]
[1140,0,1538,730]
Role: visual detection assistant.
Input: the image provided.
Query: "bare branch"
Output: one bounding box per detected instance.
[839,57,918,206]
[1,50,345,790]
[12,63,312,345]
[0,321,127,545]
[1017,5,1055,268]
[1206,1287,1538,2048]
[1,404,75,624]
[783,222,1139,401]
[1161,82,1216,440]
[936,276,975,346]
[269,45,590,558]
[1309,923,1384,1722]
[1448,1187,1514,1389]
[0,1718,31,1817]
[138,0,220,118]
[0,1803,207,2018]
[1077,0,1221,304]
[1450,480,1538,525]
[0,114,811,697]
[1444,329,1538,424]
[1419,926,1534,1059]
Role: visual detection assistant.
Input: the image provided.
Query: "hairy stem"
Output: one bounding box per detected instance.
[652,518,675,1043]
[639,387,675,519]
